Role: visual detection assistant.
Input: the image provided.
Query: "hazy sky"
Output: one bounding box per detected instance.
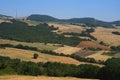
[0,0,120,21]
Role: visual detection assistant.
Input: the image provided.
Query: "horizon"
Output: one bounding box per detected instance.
[0,0,120,21]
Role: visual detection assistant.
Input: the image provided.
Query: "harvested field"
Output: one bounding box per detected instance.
[0,20,4,23]
[0,48,103,66]
[86,51,112,61]
[0,75,99,80]
[0,39,58,50]
[48,23,83,33]
[54,46,81,55]
[91,27,120,46]
[74,50,97,57]
[0,48,81,65]
[77,41,110,50]
[0,19,11,23]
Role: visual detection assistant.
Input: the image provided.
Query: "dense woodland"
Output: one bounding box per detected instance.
[0,56,120,80]
[0,44,38,51]
[0,20,87,46]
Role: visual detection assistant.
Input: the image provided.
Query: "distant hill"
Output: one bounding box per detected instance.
[63,18,113,27]
[0,14,12,19]
[111,21,120,26]
[27,14,120,28]
[27,14,59,22]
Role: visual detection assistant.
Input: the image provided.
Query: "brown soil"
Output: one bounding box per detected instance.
[74,50,97,57]
[77,41,110,51]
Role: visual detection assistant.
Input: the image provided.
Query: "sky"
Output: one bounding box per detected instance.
[0,0,120,21]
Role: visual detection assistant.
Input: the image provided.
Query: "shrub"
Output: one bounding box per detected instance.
[33,53,39,59]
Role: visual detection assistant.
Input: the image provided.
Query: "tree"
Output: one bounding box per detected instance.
[33,53,39,59]
[76,64,100,78]
[98,58,120,80]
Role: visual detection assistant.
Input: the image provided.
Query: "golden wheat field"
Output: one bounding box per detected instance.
[48,23,83,33]
[0,48,81,65]
[91,27,120,46]
[0,39,58,50]
[54,46,81,55]
[0,75,99,80]
[0,48,103,67]
[86,51,112,61]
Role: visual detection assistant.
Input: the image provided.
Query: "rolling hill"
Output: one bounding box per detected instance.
[0,14,12,19]
[27,14,120,27]
[111,21,120,26]
[0,14,120,80]
[27,14,59,22]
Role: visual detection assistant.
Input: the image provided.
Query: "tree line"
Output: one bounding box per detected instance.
[112,31,120,35]
[0,56,100,78]
[0,56,120,80]
[103,45,120,56]
[0,44,38,51]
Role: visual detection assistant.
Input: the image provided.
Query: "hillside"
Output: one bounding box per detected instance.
[0,14,12,19]
[111,21,120,26]
[0,39,59,50]
[0,20,84,46]
[0,16,120,80]
[27,14,120,28]
[91,27,120,46]
[27,14,59,22]
[0,48,82,65]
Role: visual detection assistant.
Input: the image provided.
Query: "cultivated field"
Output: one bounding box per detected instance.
[54,46,81,55]
[0,48,103,66]
[0,75,99,80]
[91,27,120,46]
[86,51,112,61]
[48,23,83,33]
[77,41,110,50]
[0,19,4,23]
[0,19,11,23]
[74,50,97,57]
[0,39,58,50]
[0,48,81,65]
